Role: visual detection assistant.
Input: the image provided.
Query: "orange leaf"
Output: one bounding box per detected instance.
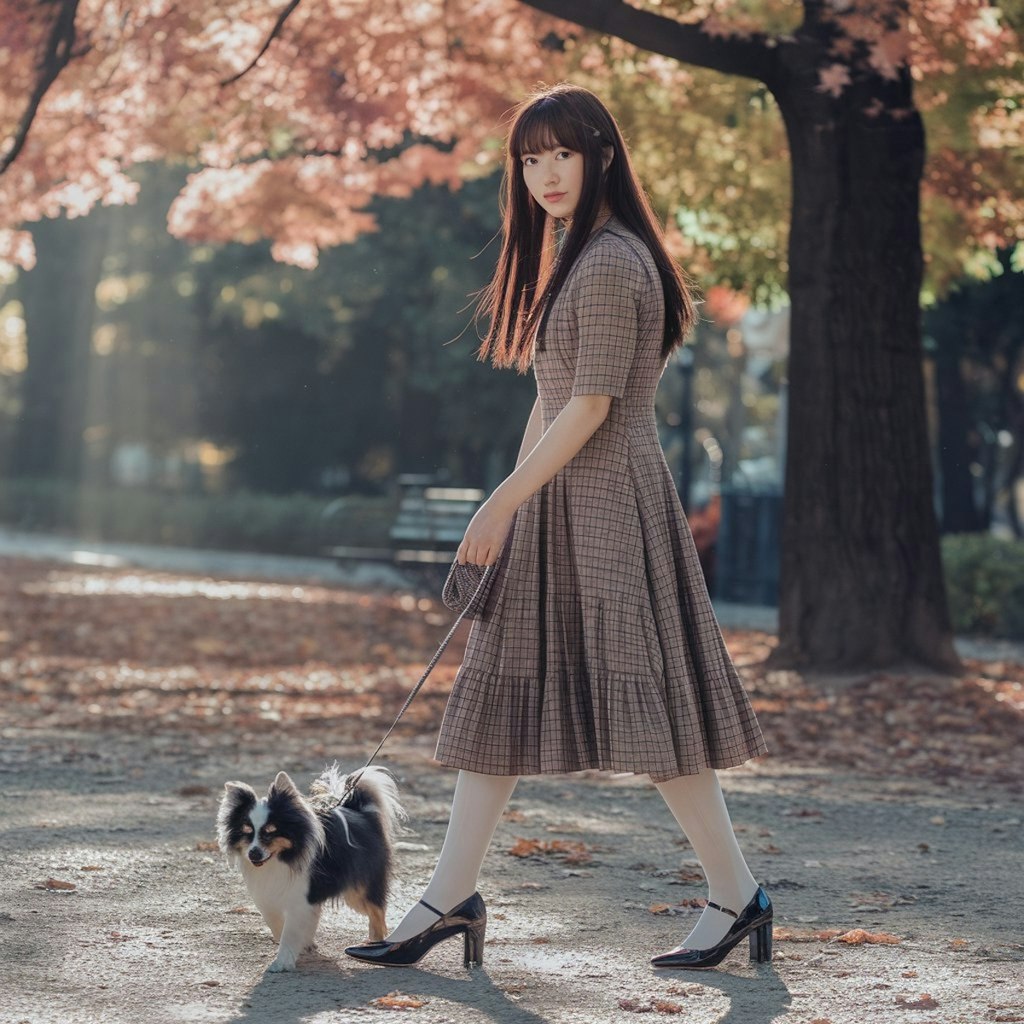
[371,991,428,1009]
[774,926,845,942]
[508,837,544,858]
[894,994,938,1009]
[837,928,902,945]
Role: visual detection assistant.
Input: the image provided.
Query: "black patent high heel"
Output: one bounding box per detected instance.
[343,892,486,968]
[651,884,773,970]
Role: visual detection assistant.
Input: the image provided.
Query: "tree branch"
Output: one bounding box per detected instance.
[518,0,781,84]
[220,0,303,87]
[0,0,84,176]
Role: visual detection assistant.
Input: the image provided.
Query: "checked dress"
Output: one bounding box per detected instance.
[433,214,769,783]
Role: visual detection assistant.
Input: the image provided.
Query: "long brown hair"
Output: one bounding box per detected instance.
[471,82,700,374]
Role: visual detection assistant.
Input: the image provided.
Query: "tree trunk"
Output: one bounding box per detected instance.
[767,55,961,672]
[934,341,983,533]
[12,211,111,481]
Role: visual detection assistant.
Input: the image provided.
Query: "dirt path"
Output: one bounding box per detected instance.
[2,726,1022,1024]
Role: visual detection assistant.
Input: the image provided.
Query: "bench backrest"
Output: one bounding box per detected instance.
[389,485,485,547]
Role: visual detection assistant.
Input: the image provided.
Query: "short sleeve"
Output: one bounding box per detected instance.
[570,242,644,400]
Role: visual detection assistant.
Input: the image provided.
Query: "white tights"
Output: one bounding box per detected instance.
[654,766,760,949]
[384,769,519,942]
[382,765,757,950]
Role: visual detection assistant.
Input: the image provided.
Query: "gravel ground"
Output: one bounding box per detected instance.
[1,529,1022,1023]
[1,727,1022,1024]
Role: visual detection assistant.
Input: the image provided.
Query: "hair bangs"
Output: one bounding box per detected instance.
[511,101,583,160]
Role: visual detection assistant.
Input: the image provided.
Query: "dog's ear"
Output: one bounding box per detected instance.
[222,781,257,807]
[270,771,298,796]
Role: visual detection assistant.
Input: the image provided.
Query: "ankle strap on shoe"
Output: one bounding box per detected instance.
[418,898,444,917]
[705,899,739,918]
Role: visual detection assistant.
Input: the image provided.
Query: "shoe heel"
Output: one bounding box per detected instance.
[463,922,485,967]
[749,921,772,963]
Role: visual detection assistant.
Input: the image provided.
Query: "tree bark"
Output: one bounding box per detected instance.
[766,47,960,671]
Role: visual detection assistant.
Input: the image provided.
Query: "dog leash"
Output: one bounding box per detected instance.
[338,565,495,803]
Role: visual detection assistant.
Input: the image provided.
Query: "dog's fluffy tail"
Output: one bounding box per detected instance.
[310,763,409,843]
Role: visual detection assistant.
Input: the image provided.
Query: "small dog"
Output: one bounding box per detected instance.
[216,764,407,972]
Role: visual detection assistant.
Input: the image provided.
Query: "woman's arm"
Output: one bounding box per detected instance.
[493,393,612,514]
[515,397,544,470]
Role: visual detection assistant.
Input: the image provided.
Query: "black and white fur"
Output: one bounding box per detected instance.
[216,764,407,972]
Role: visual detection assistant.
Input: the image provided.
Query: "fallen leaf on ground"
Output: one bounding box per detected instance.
[35,878,76,891]
[618,997,686,1013]
[675,869,705,882]
[371,991,429,1009]
[507,837,594,864]
[195,840,219,852]
[894,993,938,1009]
[837,928,902,945]
[774,926,845,942]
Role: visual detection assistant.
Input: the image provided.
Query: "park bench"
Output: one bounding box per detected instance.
[326,473,485,582]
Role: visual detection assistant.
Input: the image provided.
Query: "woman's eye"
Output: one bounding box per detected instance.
[523,151,571,166]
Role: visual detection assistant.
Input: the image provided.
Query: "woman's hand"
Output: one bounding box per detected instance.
[457,495,516,567]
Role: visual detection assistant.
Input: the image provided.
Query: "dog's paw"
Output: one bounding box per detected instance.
[266,956,296,973]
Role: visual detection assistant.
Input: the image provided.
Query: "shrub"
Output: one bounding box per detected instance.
[0,478,396,556]
[942,533,1024,639]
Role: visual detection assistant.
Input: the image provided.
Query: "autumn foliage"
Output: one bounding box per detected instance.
[0,0,1019,297]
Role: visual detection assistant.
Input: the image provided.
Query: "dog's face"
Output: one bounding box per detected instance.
[217,772,312,869]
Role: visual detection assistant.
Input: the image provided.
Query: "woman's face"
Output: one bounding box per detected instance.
[521,143,585,220]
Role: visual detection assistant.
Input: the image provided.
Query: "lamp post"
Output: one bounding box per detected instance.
[677,343,695,515]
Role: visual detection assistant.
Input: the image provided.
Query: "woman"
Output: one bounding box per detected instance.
[345,83,772,972]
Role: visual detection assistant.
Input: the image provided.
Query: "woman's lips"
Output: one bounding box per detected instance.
[544,192,566,201]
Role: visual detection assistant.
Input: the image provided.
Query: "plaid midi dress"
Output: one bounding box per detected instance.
[433,213,769,782]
